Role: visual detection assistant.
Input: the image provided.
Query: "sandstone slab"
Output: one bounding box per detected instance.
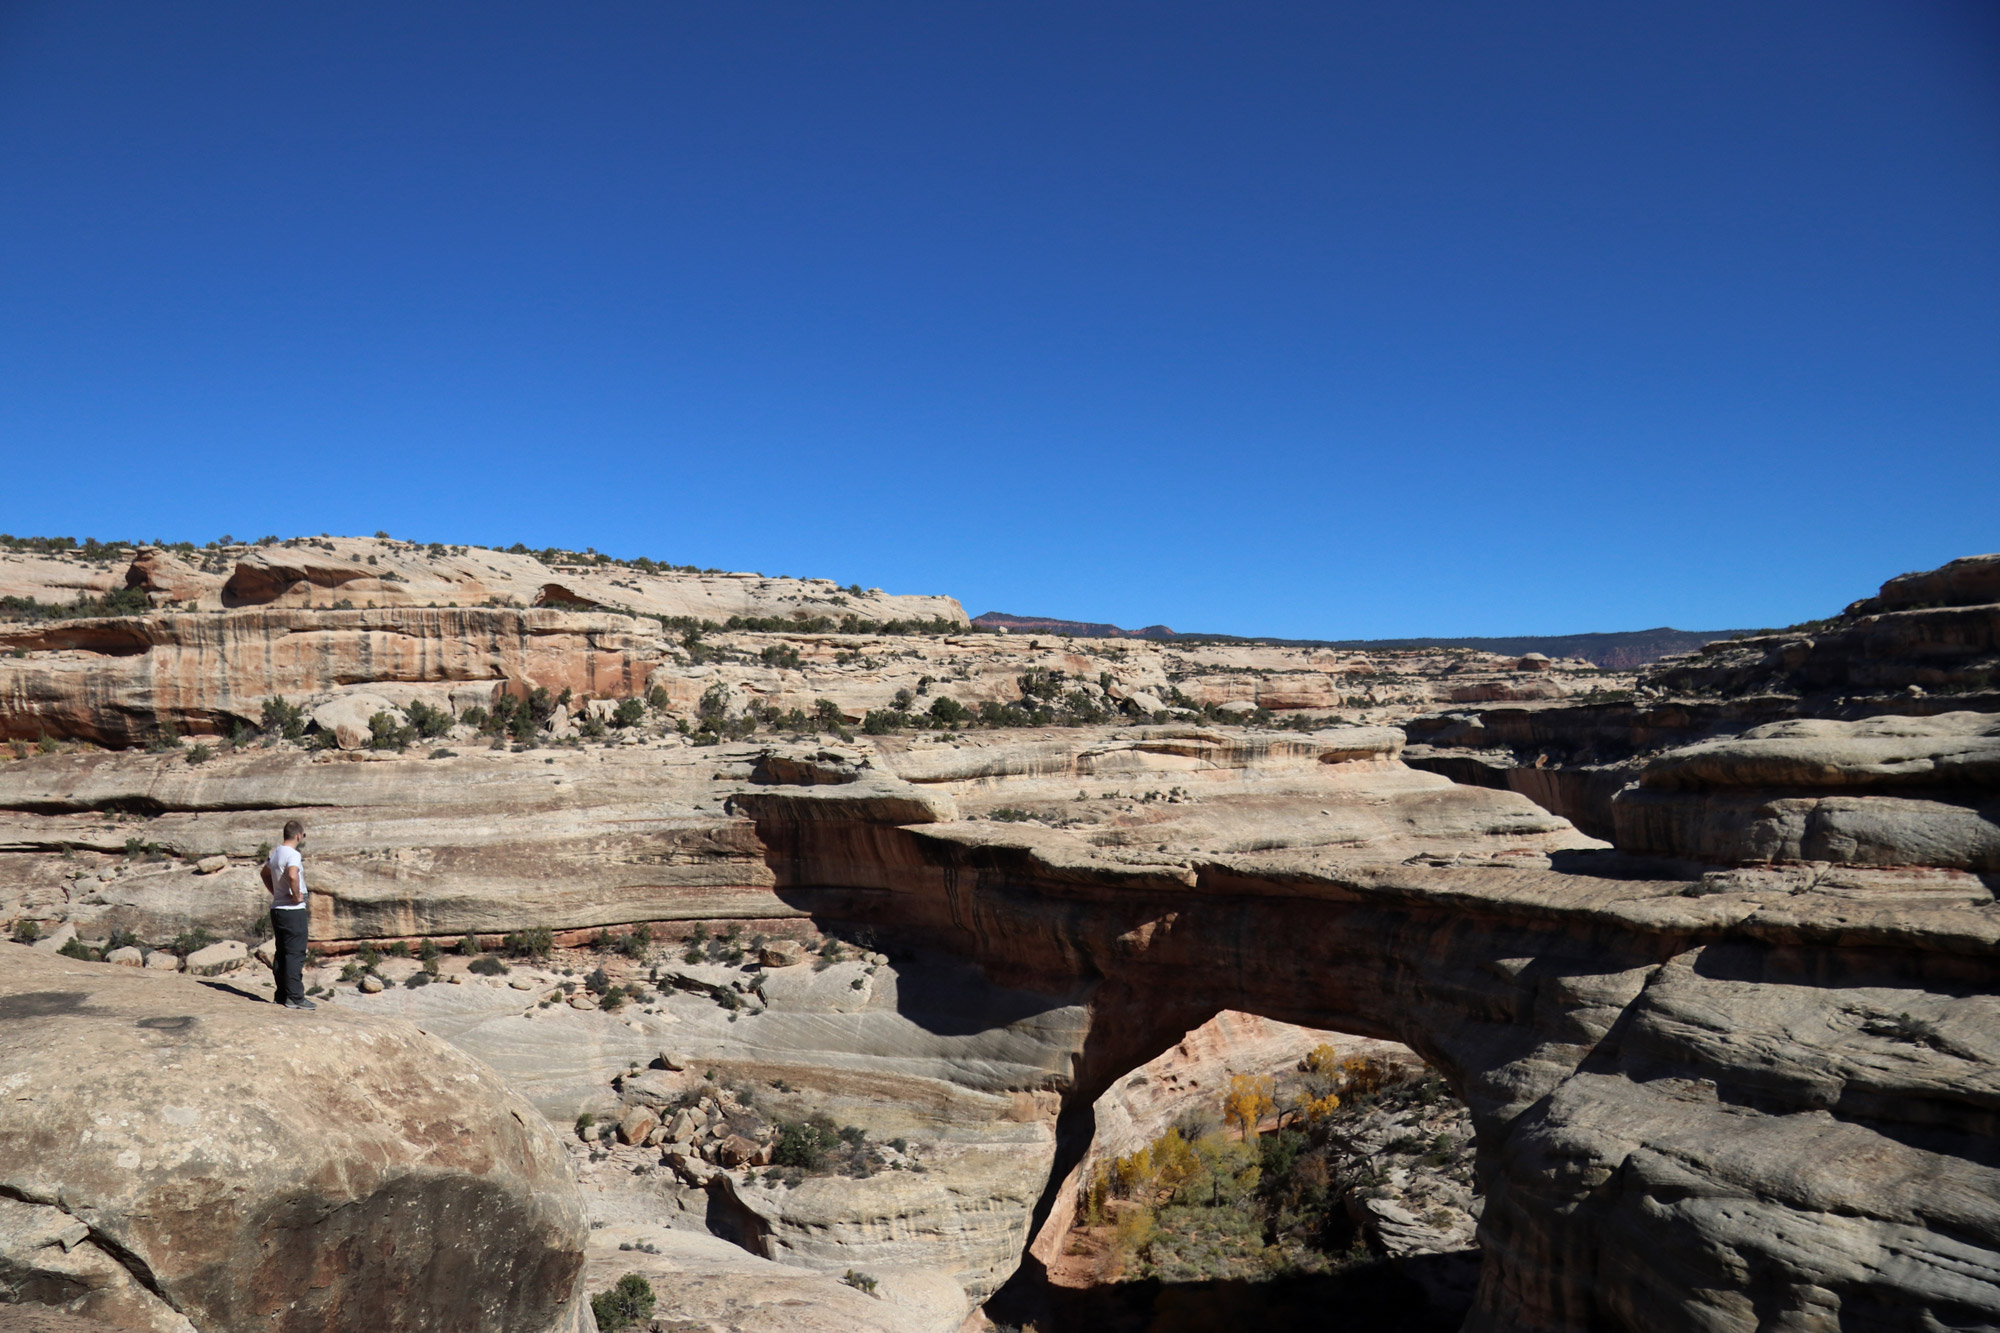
[0,944,589,1333]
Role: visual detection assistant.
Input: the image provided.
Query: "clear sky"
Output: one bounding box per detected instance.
[2,3,1995,637]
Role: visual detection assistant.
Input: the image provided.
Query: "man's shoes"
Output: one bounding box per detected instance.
[283,997,318,1010]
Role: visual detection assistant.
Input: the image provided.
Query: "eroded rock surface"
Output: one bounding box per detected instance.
[0,946,588,1333]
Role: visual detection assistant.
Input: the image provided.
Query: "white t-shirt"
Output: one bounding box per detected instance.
[268,844,306,909]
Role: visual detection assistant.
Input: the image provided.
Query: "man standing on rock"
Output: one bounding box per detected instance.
[260,820,315,1010]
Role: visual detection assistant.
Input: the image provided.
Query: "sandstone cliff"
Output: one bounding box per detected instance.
[5,547,1996,1333]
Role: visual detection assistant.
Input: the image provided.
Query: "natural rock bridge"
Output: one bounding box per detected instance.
[737,774,2000,1333]
[4,721,1995,1332]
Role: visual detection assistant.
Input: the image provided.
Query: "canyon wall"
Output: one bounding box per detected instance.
[3,548,1995,1332]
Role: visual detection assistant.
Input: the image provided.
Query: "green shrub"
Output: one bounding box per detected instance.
[185,743,213,765]
[458,705,490,731]
[366,711,415,751]
[58,936,96,961]
[861,709,906,735]
[812,699,844,730]
[590,1274,656,1332]
[169,927,215,957]
[841,1269,879,1296]
[611,697,645,728]
[468,955,508,976]
[927,696,969,726]
[403,700,453,738]
[646,684,671,712]
[458,932,481,955]
[504,927,554,959]
[261,697,307,740]
[578,713,608,740]
[772,1116,839,1170]
[11,919,40,944]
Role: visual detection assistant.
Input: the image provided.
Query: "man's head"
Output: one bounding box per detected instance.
[282,819,305,846]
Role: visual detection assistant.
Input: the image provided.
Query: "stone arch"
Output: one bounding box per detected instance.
[747,788,2000,1333]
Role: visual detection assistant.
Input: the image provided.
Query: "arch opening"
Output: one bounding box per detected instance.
[983,1009,1482,1333]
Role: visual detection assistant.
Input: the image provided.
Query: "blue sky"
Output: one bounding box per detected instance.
[2,2,1995,637]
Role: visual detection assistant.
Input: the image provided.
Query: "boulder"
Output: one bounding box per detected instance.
[184,939,247,976]
[358,973,385,993]
[0,943,588,1333]
[617,1107,659,1146]
[194,855,228,875]
[712,1134,762,1167]
[1125,691,1167,715]
[759,939,806,968]
[254,938,277,967]
[658,1050,689,1070]
[27,923,76,954]
[105,945,144,967]
[668,1110,699,1144]
[568,992,596,1010]
[140,949,181,972]
[310,692,405,751]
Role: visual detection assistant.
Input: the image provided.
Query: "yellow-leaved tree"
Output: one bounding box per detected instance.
[1223,1073,1276,1140]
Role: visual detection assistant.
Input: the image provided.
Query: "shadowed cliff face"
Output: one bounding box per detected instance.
[736,786,2000,1333]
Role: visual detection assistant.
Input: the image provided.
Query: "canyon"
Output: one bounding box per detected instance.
[1,538,1995,1333]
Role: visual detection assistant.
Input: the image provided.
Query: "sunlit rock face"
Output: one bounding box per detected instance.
[2,550,1995,1333]
[0,946,590,1333]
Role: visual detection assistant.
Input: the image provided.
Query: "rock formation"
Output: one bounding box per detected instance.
[0,946,588,1333]
[0,539,1625,749]
[3,545,1995,1332]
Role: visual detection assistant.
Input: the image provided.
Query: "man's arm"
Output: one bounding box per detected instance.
[282,863,303,905]
[260,862,273,893]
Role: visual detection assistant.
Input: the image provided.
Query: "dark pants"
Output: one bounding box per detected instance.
[271,908,309,1004]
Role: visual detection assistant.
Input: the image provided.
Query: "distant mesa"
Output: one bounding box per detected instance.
[972,611,1737,669]
[971,611,1176,639]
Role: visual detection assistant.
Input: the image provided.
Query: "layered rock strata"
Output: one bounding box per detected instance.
[0,540,1625,748]
[735,774,2000,1332]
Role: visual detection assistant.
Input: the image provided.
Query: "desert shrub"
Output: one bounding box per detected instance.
[458,705,490,731]
[590,1274,655,1332]
[457,932,481,956]
[861,709,906,735]
[927,696,969,727]
[812,698,844,729]
[841,1270,879,1295]
[0,585,151,623]
[169,926,215,956]
[10,919,40,944]
[646,684,671,712]
[367,712,415,751]
[584,966,611,994]
[403,700,453,738]
[759,644,802,670]
[771,1115,840,1170]
[989,807,1033,822]
[468,954,508,976]
[611,697,645,728]
[504,927,554,959]
[617,924,652,959]
[404,971,431,988]
[58,936,96,960]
